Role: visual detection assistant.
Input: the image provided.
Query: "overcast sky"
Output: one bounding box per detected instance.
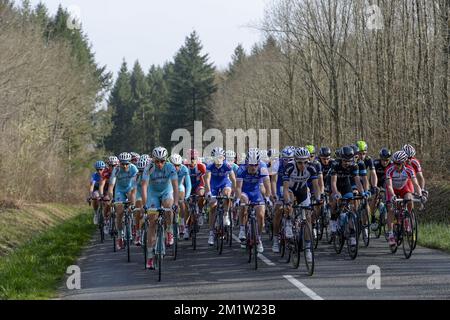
[30,0,269,76]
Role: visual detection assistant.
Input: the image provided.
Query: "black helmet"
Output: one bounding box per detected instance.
[350,144,358,154]
[335,148,342,159]
[379,148,391,160]
[319,147,331,157]
[341,146,355,160]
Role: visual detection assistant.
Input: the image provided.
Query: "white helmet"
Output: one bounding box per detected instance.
[294,147,310,160]
[225,150,236,161]
[211,147,225,158]
[118,152,132,163]
[137,157,149,170]
[259,149,269,163]
[152,147,168,161]
[268,149,279,159]
[108,156,119,166]
[392,151,408,163]
[402,144,416,158]
[169,154,183,165]
[140,154,150,161]
[246,150,260,165]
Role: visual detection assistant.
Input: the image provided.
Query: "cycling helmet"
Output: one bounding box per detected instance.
[350,144,359,154]
[356,140,368,152]
[281,146,295,159]
[295,147,310,160]
[402,144,416,158]
[130,152,140,162]
[319,147,332,157]
[246,150,260,165]
[137,157,149,170]
[152,147,168,160]
[118,152,132,164]
[341,146,355,160]
[95,160,106,170]
[107,156,119,166]
[379,148,391,160]
[335,148,342,159]
[259,149,269,162]
[305,145,316,155]
[237,152,247,165]
[211,147,225,158]
[392,151,408,164]
[140,154,150,161]
[169,154,183,165]
[225,150,236,162]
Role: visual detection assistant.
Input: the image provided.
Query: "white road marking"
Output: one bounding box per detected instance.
[283,275,324,300]
[232,234,275,266]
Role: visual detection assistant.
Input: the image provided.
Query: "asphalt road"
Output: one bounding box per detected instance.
[59,222,450,300]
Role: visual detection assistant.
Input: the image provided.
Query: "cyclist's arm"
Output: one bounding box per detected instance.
[411,176,422,196]
[99,179,106,197]
[171,178,179,205]
[141,179,148,207]
[270,173,278,197]
[229,170,237,192]
[317,173,324,194]
[184,170,192,200]
[107,180,115,199]
[370,168,378,189]
[385,177,395,199]
[262,176,271,198]
[204,172,211,194]
[89,181,95,194]
[312,178,321,200]
[283,181,290,202]
[330,175,338,195]
[416,171,425,190]
[235,179,243,200]
[354,175,365,194]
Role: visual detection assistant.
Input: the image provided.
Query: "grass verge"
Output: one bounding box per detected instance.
[0,209,95,300]
[418,222,450,253]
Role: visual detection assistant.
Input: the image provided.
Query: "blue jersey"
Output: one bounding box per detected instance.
[236,164,269,194]
[277,159,293,191]
[177,164,192,199]
[110,164,138,191]
[206,161,233,188]
[90,172,102,188]
[143,162,178,194]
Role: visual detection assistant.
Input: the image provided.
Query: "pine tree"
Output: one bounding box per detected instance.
[227,43,246,76]
[105,60,133,154]
[163,31,217,147]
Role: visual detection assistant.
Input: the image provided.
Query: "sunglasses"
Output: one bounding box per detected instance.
[394,162,403,166]
[174,164,180,167]
[120,162,129,166]
[320,157,331,161]
[155,160,165,164]
[248,164,259,167]
[296,160,308,164]
[343,159,353,163]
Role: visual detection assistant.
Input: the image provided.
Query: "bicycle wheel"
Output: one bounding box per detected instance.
[313,220,320,249]
[390,225,399,254]
[251,218,258,270]
[173,220,178,261]
[280,235,286,258]
[156,226,163,282]
[411,210,418,250]
[292,232,300,269]
[402,212,414,259]
[333,227,344,254]
[98,207,105,243]
[126,216,131,262]
[229,210,233,247]
[347,213,358,260]
[143,227,148,269]
[302,223,315,276]
[111,214,117,253]
[360,206,370,247]
[246,224,252,263]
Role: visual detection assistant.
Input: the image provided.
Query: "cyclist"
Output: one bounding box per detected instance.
[107,152,138,250]
[385,151,424,247]
[369,148,392,230]
[270,146,295,253]
[226,150,239,175]
[99,156,119,234]
[130,152,140,166]
[318,147,334,194]
[234,150,271,253]
[140,147,179,270]
[306,145,324,236]
[329,146,367,247]
[403,144,427,196]
[187,149,207,225]
[89,160,107,225]
[282,147,321,262]
[169,153,192,240]
[133,157,150,246]
[204,147,237,246]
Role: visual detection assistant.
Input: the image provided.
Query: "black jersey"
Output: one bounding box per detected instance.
[330,159,359,194]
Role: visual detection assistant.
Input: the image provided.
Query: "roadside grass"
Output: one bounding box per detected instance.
[0,209,95,300]
[418,222,450,253]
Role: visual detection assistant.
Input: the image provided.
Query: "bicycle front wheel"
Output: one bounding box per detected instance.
[402,212,414,259]
[347,214,358,260]
[251,218,258,270]
[302,223,315,276]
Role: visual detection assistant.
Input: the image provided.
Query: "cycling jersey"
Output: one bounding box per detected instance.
[385,164,416,190]
[206,161,233,195]
[310,159,323,175]
[110,164,138,191]
[231,162,239,175]
[236,164,269,204]
[267,159,279,176]
[276,159,293,198]
[330,160,359,196]
[408,157,422,173]
[142,162,178,209]
[188,163,206,192]
[90,172,103,191]
[319,158,336,193]
[282,162,317,204]
[373,159,391,188]
[176,164,192,199]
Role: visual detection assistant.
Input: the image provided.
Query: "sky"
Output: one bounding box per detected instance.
[29,0,270,76]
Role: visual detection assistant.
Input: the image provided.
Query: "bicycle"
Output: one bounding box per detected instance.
[142,209,149,269]
[312,195,328,249]
[372,188,387,239]
[240,203,260,270]
[187,194,205,250]
[109,201,118,252]
[170,206,180,261]
[333,197,359,260]
[264,201,274,241]
[390,196,423,259]
[154,207,172,282]
[122,200,133,263]
[209,193,232,255]
[354,194,370,248]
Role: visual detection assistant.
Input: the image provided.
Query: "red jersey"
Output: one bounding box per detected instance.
[385,163,416,190]
[408,157,422,173]
[188,163,206,189]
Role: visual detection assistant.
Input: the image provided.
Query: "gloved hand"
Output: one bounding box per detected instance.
[421,189,429,198]
[172,204,179,212]
[206,192,212,200]
[143,205,148,212]
[234,199,241,207]
[333,193,342,200]
[265,197,273,207]
[363,191,371,198]
[420,195,427,204]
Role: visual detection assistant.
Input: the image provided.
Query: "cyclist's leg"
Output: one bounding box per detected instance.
[222,186,232,223]
[161,194,174,233]
[145,194,160,264]
[197,187,205,212]
[239,193,249,241]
